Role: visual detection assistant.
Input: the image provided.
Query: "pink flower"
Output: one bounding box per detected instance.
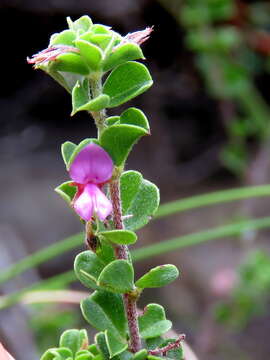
[69,144,113,222]
[0,343,15,360]
[27,45,79,66]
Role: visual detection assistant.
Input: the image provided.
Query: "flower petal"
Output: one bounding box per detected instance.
[81,183,112,221]
[69,144,113,184]
[73,185,94,221]
[0,344,15,360]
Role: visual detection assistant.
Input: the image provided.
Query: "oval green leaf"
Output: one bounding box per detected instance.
[99,230,137,245]
[135,265,179,289]
[97,260,134,293]
[51,53,89,75]
[74,250,106,290]
[81,290,127,339]
[103,43,144,72]
[75,40,103,70]
[103,61,153,107]
[120,107,150,132]
[55,181,76,204]
[138,304,172,339]
[100,124,147,166]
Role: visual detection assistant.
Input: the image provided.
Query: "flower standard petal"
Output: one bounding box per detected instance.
[73,186,94,221]
[69,144,113,185]
[85,183,112,221]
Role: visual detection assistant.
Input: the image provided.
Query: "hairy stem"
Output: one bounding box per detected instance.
[110,178,142,353]
[89,75,106,138]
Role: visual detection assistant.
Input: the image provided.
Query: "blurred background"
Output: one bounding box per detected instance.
[2,0,270,359]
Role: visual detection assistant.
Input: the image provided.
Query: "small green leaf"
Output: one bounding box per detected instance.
[88,34,113,50]
[97,260,134,293]
[120,171,160,231]
[99,230,137,245]
[88,344,99,356]
[75,350,94,360]
[81,290,127,338]
[138,304,172,339]
[55,181,76,204]
[103,61,153,107]
[80,94,111,112]
[100,124,147,166]
[41,348,73,360]
[96,239,115,264]
[146,337,164,350]
[72,16,93,32]
[106,116,120,126]
[135,265,179,289]
[133,349,148,360]
[92,24,111,34]
[60,329,88,355]
[120,108,150,132]
[74,250,106,290]
[75,40,103,70]
[161,339,184,360]
[96,332,110,360]
[103,43,144,72]
[147,356,162,360]
[50,30,76,46]
[71,79,90,115]
[61,141,77,165]
[51,53,89,75]
[105,329,128,358]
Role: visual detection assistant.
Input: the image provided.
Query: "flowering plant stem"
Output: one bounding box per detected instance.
[109,178,142,352]
[91,69,142,351]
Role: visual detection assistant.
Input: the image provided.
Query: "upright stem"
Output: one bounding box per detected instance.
[89,74,106,138]
[110,179,142,353]
[89,75,141,353]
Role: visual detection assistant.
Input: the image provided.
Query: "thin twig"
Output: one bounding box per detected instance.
[148,334,186,356]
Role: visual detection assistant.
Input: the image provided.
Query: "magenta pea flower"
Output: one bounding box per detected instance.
[69,144,113,222]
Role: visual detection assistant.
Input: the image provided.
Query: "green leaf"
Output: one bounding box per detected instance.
[120,171,160,231]
[51,53,89,75]
[75,350,94,360]
[61,141,77,166]
[105,329,128,358]
[133,349,148,360]
[135,265,179,288]
[120,108,150,132]
[103,43,144,72]
[99,230,137,245]
[161,339,184,360]
[106,116,120,126]
[97,260,134,293]
[103,61,153,107]
[92,24,111,35]
[72,16,93,32]
[71,80,110,115]
[50,30,76,46]
[75,40,103,70]
[96,239,115,264]
[74,250,106,290]
[96,332,110,360]
[138,304,172,339]
[145,337,164,350]
[87,34,113,50]
[41,348,73,360]
[55,181,76,204]
[81,290,127,338]
[71,79,90,115]
[100,124,147,166]
[88,345,99,356]
[60,329,88,355]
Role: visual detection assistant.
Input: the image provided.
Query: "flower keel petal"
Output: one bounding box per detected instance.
[86,184,112,221]
[73,186,94,221]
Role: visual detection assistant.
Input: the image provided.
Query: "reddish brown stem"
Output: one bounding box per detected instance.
[148,334,186,356]
[109,179,141,353]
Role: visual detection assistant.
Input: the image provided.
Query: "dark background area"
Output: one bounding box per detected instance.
[1,1,270,359]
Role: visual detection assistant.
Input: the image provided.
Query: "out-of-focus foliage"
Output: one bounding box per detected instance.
[180,0,270,176]
[216,251,270,328]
